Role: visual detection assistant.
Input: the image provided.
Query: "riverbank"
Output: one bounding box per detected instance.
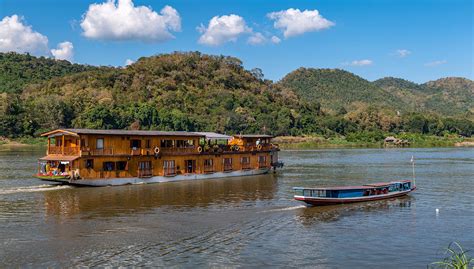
[273,134,473,149]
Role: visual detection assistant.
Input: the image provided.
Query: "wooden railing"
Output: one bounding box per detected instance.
[48,146,80,155]
[160,147,196,154]
[82,148,114,156]
[138,168,153,178]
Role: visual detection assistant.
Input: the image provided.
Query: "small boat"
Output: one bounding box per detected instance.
[293,180,416,206]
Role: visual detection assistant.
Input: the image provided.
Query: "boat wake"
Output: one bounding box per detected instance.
[261,205,306,213]
[0,184,72,195]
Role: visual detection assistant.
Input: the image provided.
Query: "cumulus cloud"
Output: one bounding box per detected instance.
[198,14,251,46]
[395,49,411,57]
[267,8,334,38]
[342,59,373,66]
[424,60,447,67]
[125,59,135,66]
[247,32,266,45]
[270,36,281,44]
[81,0,181,42]
[51,41,74,61]
[0,15,49,54]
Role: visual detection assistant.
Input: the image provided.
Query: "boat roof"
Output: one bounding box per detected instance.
[41,128,205,137]
[193,132,232,140]
[39,155,80,161]
[234,134,273,139]
[293,180,411,191]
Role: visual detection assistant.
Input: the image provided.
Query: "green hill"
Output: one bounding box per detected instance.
[0,52,97,93]
[0,52,472,139]
[374,76,473,116]
[278,68,405,112]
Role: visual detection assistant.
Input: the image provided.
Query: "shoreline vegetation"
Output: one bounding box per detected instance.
[2,134,472,149]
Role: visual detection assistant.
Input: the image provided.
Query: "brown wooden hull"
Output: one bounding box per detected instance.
[295,187,416,206]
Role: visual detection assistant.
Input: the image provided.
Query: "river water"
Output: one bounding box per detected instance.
[0,147,472,268]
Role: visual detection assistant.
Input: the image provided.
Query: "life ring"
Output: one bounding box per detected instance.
[154,146,160,154]
[197,146,203,153]
[233,145,240,151]
[257,144,262,150]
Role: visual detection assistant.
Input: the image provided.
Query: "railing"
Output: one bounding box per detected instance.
[82,148,114,156]
[48,146,80,155]
[160,147,196,154]
[204,165,214,173]
[130,149,141,156]
[138,168,153,178]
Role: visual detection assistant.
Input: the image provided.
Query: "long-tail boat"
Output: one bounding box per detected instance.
[293,180,416,206]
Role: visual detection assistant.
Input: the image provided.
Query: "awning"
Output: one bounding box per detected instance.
[39,155,80,161]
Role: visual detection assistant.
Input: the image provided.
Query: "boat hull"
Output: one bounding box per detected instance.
[295,187,416,206]
[37,168,271,186]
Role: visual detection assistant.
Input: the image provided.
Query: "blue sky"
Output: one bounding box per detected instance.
[0,0,472,83]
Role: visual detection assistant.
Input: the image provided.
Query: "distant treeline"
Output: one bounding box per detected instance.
[0,52,472,139]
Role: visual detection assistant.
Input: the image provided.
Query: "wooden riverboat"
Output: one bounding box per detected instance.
[293,180,416,206]
[36,129,282,186]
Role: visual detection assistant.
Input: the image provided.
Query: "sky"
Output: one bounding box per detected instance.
[0,0,472,83]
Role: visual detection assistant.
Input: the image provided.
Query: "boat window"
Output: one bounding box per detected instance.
[161,140,174,148]
[145,139,151,148]
[241,156,250,164]
[85,159,93,169]
[204,159,213,166]
[103,162,115,171]
[96,138,104,149]
[116,161,127,171]
[294,189,304,196]
[130,139,141,149]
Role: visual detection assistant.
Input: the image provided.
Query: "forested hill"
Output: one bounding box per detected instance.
[373,77,474,116]
[0,51,473,138]
[281,68,474,116]
[0,52,98,93]
[278,68,405,112]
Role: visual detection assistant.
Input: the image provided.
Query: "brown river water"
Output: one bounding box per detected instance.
[0,147,472,268]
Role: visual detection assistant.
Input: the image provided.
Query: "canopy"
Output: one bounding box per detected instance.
[39,155,79,162]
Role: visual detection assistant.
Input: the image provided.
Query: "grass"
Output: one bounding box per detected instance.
[430,242,474,269]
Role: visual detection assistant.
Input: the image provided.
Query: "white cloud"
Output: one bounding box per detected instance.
[247,32,266,45]
[51,41,74,61]
[342,59,373,66]
[395,49,411,57]
[0,15,49,55]
[198,14,251,46]
[270,36,281,44]
[125,58,135,66]
[267,8,334,38]
[80,0,181,42]
[424,60,447,67]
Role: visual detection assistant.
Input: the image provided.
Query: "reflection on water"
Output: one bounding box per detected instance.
[43,174,277,218]
[296,197,413,225]
[0,147,473,268]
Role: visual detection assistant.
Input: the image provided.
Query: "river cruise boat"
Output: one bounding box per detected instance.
[36,129,282,186]
[293,180,415,206]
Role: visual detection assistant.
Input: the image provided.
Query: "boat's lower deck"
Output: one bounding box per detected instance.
[39,167,272,186]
